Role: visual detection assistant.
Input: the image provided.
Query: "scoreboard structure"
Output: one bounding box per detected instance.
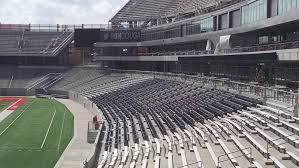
[74,29,101,47]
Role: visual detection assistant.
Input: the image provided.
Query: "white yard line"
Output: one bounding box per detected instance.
[0,100,36,137]
[57,107,66,152]
[40,101,57,149]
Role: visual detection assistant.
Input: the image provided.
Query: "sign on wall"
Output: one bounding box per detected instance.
[101,30,141,42]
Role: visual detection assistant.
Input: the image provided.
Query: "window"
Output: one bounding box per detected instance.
[241,0,267,25]
[278,0,299,14]
[186,17,214,35]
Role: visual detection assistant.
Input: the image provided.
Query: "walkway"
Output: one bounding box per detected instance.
[54,99,94,168]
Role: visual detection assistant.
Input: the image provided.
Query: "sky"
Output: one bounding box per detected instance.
[0,0,129,24]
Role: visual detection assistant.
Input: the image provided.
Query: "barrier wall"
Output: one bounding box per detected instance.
[0,88,35,96]
[69,91,104,168]
[0,88,68,97]
[47,89,69,98]
[83,128,102,168]
[69,91,103,119]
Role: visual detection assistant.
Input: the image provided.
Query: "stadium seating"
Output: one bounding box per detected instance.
[0,30,73,57]
[0,66,65,89]
[88,77,284,168]
[49,70,293,168]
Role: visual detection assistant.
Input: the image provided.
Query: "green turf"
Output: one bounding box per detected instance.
[0,102,11,112]
[0,98,74,168]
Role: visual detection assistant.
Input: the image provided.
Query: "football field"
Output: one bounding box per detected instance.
[0,98,74,168]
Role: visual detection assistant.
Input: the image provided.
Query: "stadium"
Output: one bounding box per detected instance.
[0,0,299,168]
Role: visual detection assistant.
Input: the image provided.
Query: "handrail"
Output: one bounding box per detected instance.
[217,147,253,167]
[232,118,251,133]
[178,160,203,168]
[41,73,64,89]
[52,31,74,56]
[225,40,299,53]
[114,40,299,57]
[265,132,299,159]
[105,68,298,107]
[26,73,52,90]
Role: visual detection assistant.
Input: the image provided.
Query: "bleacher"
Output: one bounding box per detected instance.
[51,67,131,93]
[0,66,65,89]
[0,30,73,57]
[85,77,268,168]
[58,71,297,168]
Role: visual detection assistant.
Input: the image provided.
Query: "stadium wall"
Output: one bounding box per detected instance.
[68,91,104,168]
[0,88,35,96]
[69,91,103,120]
[83,129,102,168]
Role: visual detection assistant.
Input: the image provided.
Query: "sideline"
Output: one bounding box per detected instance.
[57,106,66,152]
[41,100,57,149]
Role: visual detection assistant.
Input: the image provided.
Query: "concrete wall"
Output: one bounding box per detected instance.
[47,90,69,97]
[69,91,104,121]
[83,129,101,168]
[0,88,35,96]
[68,91,104,168]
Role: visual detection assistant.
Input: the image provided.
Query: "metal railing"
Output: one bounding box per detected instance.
[113,40,299,57]
[265,133,299,159]
[107,69,299,108]
[137,50,214,56]
[0,23,142,32]
[221,40,299,54]
[217,147,252,168]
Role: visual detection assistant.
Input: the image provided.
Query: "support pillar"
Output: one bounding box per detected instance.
[294,96,299,117]
[263,88,267,104]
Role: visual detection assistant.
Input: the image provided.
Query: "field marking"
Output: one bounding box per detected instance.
[40,100,57,149]
[0,100,36,137]
[4,98,22,111]
[0,146,58,152]
[57,106,66,152]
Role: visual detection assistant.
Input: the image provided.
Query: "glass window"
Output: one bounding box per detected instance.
[292,0,297,8]
[288,0,291,11]
[284,0,288,12]
[278,0,282,14]
[263,0,267,18]
[257,2,260,20]
[241,8,245,24]
[254,2,257,20]
[249,3,253,23]
[244,5,248,24]
[277,0,299,14]
[241,0,267,25]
